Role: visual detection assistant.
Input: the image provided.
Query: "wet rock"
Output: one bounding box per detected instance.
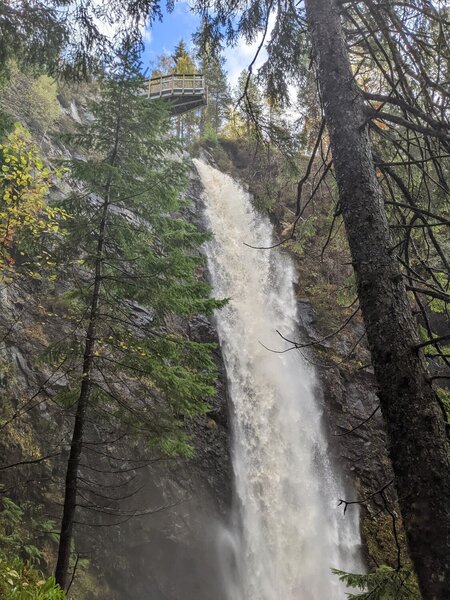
[189,314,219,344]
[295,296,403,568]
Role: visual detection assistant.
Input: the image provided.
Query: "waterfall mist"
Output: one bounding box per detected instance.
[194,158,363,599]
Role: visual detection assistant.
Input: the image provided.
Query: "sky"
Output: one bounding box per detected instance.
[141,1,271,89]
[141,3,199,71]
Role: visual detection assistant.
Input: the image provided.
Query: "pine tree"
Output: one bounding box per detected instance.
[172,39,196,73]
[170,40,199,140]
[53,42,223,589]
[304,3,450,596]
[198,49,230,134]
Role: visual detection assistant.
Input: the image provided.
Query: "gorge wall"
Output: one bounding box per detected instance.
[0,87,404,598]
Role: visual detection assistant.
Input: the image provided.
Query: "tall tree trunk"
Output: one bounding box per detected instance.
[54,195,109,590]
[55,92,123,589]
[304,1,450,598]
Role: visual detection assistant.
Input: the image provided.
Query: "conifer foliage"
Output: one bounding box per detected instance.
[198,50,230,135]
[53,43,223,589]
[333,566,421,600]
[0,0,163,79]
[172,39,196,74]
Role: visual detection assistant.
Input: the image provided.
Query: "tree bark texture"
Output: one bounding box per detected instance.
[305,1,450,598]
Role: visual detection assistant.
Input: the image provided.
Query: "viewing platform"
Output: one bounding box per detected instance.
[146,74,207,116]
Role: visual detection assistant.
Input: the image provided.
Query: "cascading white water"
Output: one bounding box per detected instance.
[194,158,362,599]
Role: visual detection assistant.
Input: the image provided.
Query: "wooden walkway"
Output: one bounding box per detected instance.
[146,74,207,116]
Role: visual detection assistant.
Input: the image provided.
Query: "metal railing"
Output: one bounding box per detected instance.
[147,73,206,98]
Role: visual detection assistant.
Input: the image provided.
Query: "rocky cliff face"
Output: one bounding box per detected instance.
[296,300,405,570]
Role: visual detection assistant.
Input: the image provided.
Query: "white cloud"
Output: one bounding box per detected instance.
[143,29,153,44]
[223,12,276,90]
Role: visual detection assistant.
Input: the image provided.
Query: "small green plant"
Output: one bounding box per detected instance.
[0,123,69,281]
[0,109,14,140]
[333,565,421,600]
[0,557,66,600]
[336,273,357,307]
[290,216,317,257]
[202,122,218,144]
[0,497,66,599]
[0,497,59,564]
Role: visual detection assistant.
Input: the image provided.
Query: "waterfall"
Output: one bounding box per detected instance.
[194,158,362,599]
